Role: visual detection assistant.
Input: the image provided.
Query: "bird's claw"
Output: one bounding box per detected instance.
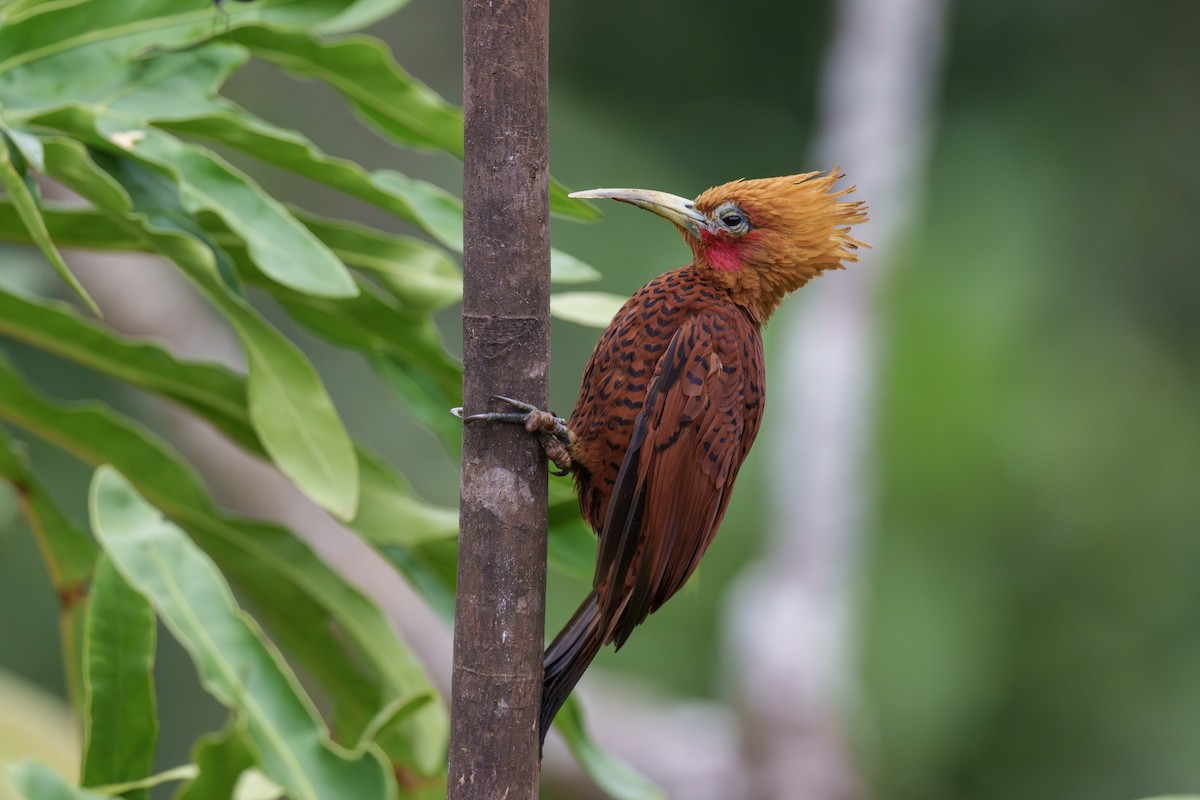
[452,396,576,474]
[453,397,553,422]
[490,395,538,413]
[459,395,571,437]
[460,411,535,425]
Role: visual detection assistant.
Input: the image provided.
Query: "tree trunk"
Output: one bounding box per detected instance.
[449,1,552,798]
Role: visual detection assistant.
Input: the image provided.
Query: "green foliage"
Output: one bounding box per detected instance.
[0,1,642,797]
[7,761,106,800]
[90,468,394,800]
[80,557,158,799]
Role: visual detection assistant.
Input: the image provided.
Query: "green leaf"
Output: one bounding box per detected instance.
[40,140,361,520]
[89,467,396,800]
[352,449,458,547]
[0,0,373,108]
[0,218,591,589]
[156,97,598,263]
[0,199,465,311]
[11,41,358,299]
[549,248,603,284]
[376,541,457,622]
[7,760,106,800]
[291,211,462,310]
[352,690,437,758]
[551,177,602,222]
[316,0,413,36]
[130,129,358,300]
[0,426,95,713]
[81,556,158,799]
[162,98,600,250]
[0,200,144,250]
[253,274,461,398]
[372,355,464,458]
[369,171,464,249]
[175,723,256,800]
[555,699,667,800]
[0,283,460,587]
[161,106,461,249]
[219,25,611,221]
[0,424,95,586]
[0,285,259,453]
[3,125,45,171]
[550,291,629,328]
[0,129,98,313]
[33,120,357,300]
[0,359,447,776]
[547,479,597,579]
[234,26,463,156]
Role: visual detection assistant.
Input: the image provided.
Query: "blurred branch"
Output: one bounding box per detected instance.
[724,0,949,797]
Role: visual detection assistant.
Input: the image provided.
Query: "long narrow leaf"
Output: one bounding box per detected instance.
[89,467,395,800]
[353,448,458,547]
[235,26,462,156]
[0,284,460,554]
[0,359,448,776]
[0,424,95,586]
[174,723,256,800]
[39,138,361,520]
[0,0,368,101]
[0,286,259,452]
[225,24,599,221]
[550,291,629,328]
[14,44,597,279]
[315,0,412,36]
[0,199,466,311]
[90,765,198,797]
[0,129,97,312]
[80,557,158,799]
[133,129,358,299]
[12,41,357,300]
[0,426,95,714]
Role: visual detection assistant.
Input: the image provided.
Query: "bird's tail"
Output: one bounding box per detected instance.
[541,589,603,746]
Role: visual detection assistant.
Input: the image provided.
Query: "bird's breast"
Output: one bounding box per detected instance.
[567,266,739,531]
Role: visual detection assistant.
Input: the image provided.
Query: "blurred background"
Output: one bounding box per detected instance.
[2,0,1199,798]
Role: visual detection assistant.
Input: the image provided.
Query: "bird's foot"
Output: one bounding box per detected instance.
[452,396,576,476]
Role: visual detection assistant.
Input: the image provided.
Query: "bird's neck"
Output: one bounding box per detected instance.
[697,260,819,324]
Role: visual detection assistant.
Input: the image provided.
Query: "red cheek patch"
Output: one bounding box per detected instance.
[698,230,743,273]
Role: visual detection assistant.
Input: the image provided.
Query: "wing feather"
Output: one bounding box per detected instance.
[592,308,764,648]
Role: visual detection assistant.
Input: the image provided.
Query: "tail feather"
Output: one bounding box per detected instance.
[541,590,603,746]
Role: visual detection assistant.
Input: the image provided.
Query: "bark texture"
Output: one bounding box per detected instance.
[450,0,551,797]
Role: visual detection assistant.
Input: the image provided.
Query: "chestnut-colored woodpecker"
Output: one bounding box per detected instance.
[462,171,867,745]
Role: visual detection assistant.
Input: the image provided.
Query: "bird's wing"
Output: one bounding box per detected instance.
[594,307,763,648]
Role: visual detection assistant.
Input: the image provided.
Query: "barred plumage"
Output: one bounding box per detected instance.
[465,171,867,745]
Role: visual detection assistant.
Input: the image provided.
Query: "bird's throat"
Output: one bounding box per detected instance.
[695,230,744,273]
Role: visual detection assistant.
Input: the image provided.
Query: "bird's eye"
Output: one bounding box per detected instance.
[714,203,750,234]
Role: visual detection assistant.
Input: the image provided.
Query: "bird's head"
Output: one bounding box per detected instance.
[571,171,868,321]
